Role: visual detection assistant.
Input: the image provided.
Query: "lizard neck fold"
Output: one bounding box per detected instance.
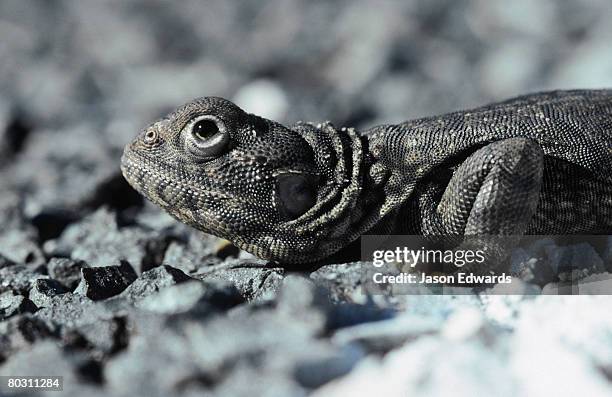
[274,122,391,260]
[289,122,365,231]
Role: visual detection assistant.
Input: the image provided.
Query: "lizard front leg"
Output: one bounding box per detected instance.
[438,137,544,236]
[423,138,545,275]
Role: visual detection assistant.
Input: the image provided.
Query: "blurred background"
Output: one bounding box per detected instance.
[2,0,612,226]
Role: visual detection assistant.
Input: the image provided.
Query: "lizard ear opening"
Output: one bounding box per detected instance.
[183,115,230,160]
[276,173,318,220]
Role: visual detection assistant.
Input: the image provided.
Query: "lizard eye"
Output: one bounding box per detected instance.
[144,129,158,143]
[184,116,230,160]
[276,173,317,220]
[142,128,161,147]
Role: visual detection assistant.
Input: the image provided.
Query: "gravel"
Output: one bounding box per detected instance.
[1,1,611,396]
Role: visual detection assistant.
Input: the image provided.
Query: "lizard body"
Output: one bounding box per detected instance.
[121,90,612,265]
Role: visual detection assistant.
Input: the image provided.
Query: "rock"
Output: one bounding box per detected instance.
[543,273,612,295]
[45,207,170,273]
[603,236,612,272]
[32,290,126,357]
[35,293,113,329]
[1,1,612,395]
[74,260,138,301]
[8,123,121,218]
[162,234,220,274]
[293,344,364,389]
[0,190,22,230]
[310,263,364,303]
[27,207,79,242]
[0,254,15,269]
[29,278,69,307]
[314,336,513,397]
[510,248,555,286]
[197,262,285,301]
[542,282,585,295]
[0,104,29,164]
[0,314,56,362]
[441,307,488,342]
[213,365,305,397]
[0,341,104,395]
[571,273,612,295]
[63,316,128,356]
[0,291,36,320]
[0,263,44,294]
[138,279,243,314]
[278,275,329,312]
[332,313,440,353]
[483,277,541,295]
[327,302,396,331]
[0,228,45,266]
[276,275,331,334]
[512,296,612,396]
[545,242,605,281]
[47,257,88,290]
[110,265,192,305]
[105,327,209,397]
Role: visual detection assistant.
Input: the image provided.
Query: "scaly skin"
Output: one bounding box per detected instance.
[121,90,612,265]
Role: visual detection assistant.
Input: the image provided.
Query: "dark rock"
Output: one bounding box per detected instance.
[0,112,31,165]
[74,260,138,301]
[82,172,143,212]
[111,265,192,305]
[29,208,79,242]
[0,291,37,320]
[29,278,69,307]
[47,257,89,290]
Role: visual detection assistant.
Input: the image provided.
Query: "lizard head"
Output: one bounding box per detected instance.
[121,97,370,264]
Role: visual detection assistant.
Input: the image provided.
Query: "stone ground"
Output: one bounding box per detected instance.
[1,1,612,396]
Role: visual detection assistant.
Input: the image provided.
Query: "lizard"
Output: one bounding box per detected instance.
[121,89,612,271]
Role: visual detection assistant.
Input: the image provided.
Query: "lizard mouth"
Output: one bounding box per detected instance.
[120,149,233,210]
